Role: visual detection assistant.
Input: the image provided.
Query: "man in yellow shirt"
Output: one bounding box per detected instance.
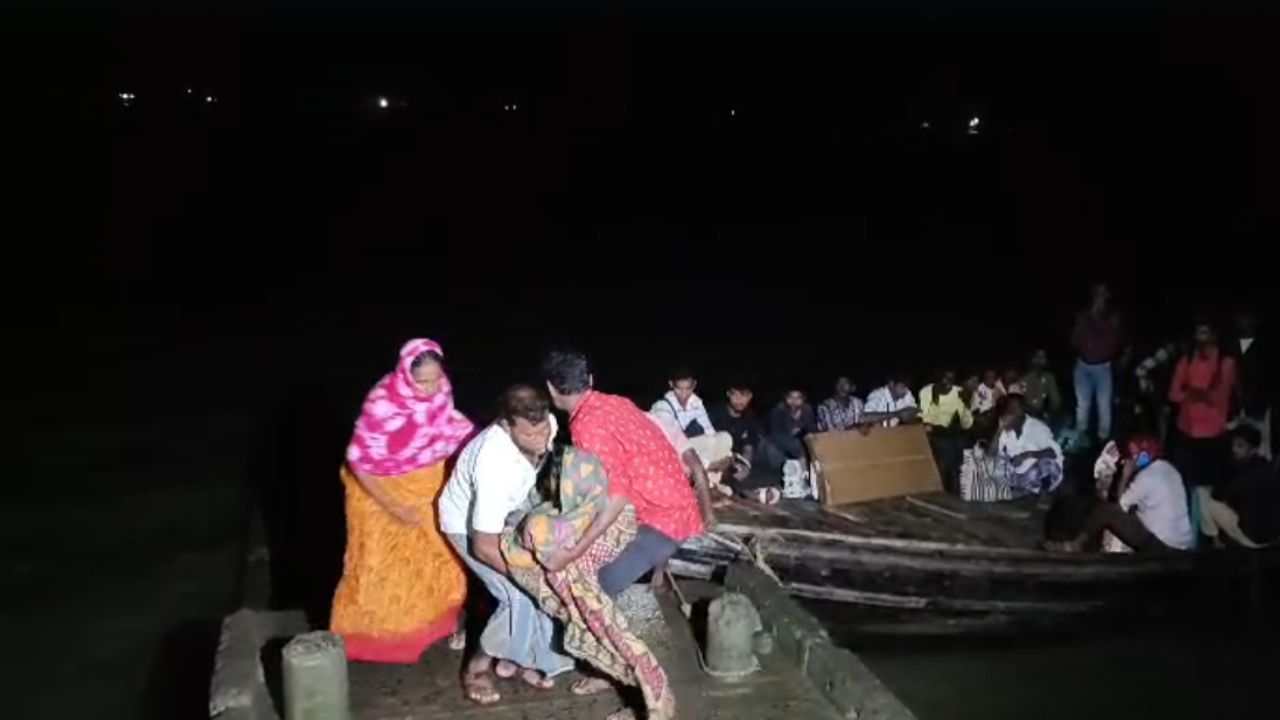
[919,369,974,493]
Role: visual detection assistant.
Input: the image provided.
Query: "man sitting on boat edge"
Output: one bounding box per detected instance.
[1046,435,1194,553]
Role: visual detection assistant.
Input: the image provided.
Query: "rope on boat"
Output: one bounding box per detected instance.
[705,530,781,584]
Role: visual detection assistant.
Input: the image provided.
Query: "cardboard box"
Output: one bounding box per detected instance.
[805,424,941,506]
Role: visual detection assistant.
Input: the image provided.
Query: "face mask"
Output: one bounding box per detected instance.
[1134,451,1152,470]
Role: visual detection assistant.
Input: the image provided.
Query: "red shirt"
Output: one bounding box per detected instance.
[569,390,704,542]
[1169,349,1237,438]
[1071,310,1124,364]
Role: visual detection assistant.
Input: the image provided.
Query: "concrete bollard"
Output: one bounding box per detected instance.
[705,592,761,679]
[282,631,352,720]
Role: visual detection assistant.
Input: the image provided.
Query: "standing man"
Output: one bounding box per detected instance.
[817,376,866,432]
[650,368,734,487]
[1070,283,1124,443]
[542,350,707,596]
[1169,319,1237,516]
[439,385,572,704]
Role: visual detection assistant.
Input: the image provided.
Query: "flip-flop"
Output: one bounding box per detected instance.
[570,676,614,696]
[463,673,501,706]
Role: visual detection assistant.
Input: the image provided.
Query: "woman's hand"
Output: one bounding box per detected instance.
[542,545,577,573]
[387,502,422,525]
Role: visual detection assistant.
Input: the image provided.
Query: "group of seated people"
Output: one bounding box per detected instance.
[644,353,1069,507]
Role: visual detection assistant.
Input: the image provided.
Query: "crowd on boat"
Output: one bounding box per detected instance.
[322,283,1277,720]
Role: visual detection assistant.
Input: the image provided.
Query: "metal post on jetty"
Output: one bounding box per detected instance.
[282,631,352,720]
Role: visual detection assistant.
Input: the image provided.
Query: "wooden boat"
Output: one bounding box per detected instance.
[671,492,1198,636]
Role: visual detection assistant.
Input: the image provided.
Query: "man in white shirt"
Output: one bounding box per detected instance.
[650,368,733,485]
[862,374,920,427]
[1047,436,1193,553]
[440,385,572,702]
[995,394,1064,497]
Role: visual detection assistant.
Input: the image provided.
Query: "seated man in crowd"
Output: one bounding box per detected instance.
[768,386,818,461]
[995,394,1064,498]
[919,368,974,493]
[710,380,785,501]
[863,374,919,427]
[542,350,708,596]
[818,376,865,431]
[1200,425,1280,548]
[1020,349,1064,425]
[1047,435,1193,553]
[650,368,734,488]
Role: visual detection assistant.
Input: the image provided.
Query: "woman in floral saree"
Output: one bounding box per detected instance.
[501,446,675,720]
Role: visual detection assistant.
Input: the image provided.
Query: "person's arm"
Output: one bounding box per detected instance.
[683,448,718,526]
[543,495,629,573]
[1168,357,1189,404]
[1116,461,1142,513]
[817,403,832,432]
[470,531,508,575]
[1208,357,1238,410]
[695,403,717,434]
[957,395,975,430]
[1047,373,1064,413]
[1069,312,1086,354]
[1013,447,1058,464]
[352,469,419,524]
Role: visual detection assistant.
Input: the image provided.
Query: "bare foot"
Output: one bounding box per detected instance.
[463,671,500,705]
[519,668,555,690]
[604,708,636,720]
[1043,538,1084,553]
[493,659,519,679]
[447,630,466,652]
[571,676,614,696]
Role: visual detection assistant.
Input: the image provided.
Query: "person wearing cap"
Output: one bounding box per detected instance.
[1045,435,1194,553]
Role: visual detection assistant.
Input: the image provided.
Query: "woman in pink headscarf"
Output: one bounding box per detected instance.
[331,339,475,663]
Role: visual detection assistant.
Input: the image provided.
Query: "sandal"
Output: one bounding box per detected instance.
[571,676,614,696]
[463,672,501,706]
[519,668,555,690]
[754,487,781,505]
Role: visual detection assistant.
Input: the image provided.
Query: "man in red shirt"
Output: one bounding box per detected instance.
[541,350,707,596]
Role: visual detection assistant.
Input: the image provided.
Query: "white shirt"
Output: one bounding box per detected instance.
[864,386,918,427]
[1240,337,1255,355]
[438,416,556,535]
[1118,459,1194,550]
[970,381,1005,413]
[997,416,1064,474]
[651,390,717,436]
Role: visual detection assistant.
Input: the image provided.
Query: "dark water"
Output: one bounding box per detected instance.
[823,606,1277,720]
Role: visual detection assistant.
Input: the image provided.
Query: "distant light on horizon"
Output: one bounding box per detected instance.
[205,95,217,104]
[730,108,736,117]
[186,88,193,95]
[920,120,931,130]
[118,92,136,106]
[504,103,518,112]
[378,97,390,109]
[967,116,981,135]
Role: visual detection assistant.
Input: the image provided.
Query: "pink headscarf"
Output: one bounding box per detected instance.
[346,338,475,477]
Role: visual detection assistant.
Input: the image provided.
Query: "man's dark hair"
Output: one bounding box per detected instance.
[542,350,592,394]
[726,378,754,393]
[669,365,697,383]
[998,393,1027,416]
[1232,424,1263,450]
[499,384,551,425]
[888,373,910,387]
